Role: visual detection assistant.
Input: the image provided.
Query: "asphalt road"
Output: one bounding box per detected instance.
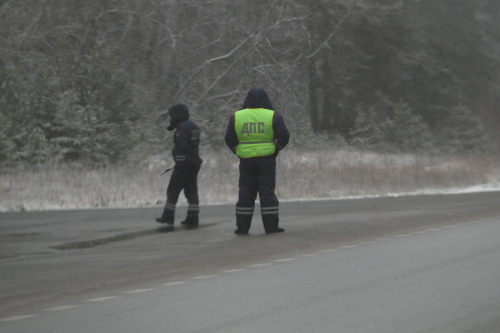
[1,192,500,332]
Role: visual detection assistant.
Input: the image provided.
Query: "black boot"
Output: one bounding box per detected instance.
[265,227,285,234]
[180,215,198,229]
[155,208,174,225]
[234,228,249,235]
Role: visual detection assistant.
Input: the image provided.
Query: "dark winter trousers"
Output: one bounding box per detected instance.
[236,157,279,233]
[161,167,199,224]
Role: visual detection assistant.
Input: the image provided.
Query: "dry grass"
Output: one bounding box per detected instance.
[277,151,498,199]
[1,150,499,212]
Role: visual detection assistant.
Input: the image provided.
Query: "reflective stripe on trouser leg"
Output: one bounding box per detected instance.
[160,201,176,221]
[187,204,199,217]
[164,168,183,222]
[183,204,199,225]
[183,171,199,217]
[164,202,176,211]
[261,206,279,215]
[236,206,254,215]
[236,206,254,232]
[236,160,259,232]
[261,206,279,233]
[256,158,279,232]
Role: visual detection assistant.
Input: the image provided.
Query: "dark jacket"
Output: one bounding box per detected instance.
[224,88,290,157]
[167,104,201,170]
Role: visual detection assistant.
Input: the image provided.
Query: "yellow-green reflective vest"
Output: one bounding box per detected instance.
[235,108,276,158]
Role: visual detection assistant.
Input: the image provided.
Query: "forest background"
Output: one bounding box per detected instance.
[1,0,500,211]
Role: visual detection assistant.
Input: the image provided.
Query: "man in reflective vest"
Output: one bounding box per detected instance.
[224,87,290,235]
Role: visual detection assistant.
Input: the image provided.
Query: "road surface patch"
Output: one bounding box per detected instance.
[247,263,272,267]
[123,289,154,294]
[222,269,246,273]
[84,296,119,302]
[43,305,80,311]
[159,281,186,286]
[191,275,219,280]
[1,315,37,322]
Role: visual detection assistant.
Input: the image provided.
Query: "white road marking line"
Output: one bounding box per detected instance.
[222,269,246,273]
[43,305,80,311]
[426,228,441,231]
[299,253,319,257]
[84,296,119,302]
[318,249,337,252]
[191,275,219,280]
[1,315,37,322]
[378,238,391,240]
[159,281,186,287]
[412,231,426,233]
[443,225,456,228]
[274,258,297,262]
[123,289,154,294]
[395,234,409,237]
[458,223,470,225]
[339,245,358,248]
[247,263,272,267]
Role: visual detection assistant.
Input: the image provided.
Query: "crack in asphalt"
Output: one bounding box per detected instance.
[49,223,217,250]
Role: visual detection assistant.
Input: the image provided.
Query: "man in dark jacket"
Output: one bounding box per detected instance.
[156,103,202,228]
[224,87,290,235]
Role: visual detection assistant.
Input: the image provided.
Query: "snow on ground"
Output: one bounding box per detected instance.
[1,151,498,212]
[280,182,500,202]
[1,182,500,213]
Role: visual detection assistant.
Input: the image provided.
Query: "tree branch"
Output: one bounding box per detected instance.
[305,0,356,60]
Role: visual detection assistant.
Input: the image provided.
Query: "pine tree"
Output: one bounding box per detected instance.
[350,103,435,153]
[381,102,434,153]
[0,57,48,166]
[0,58,16,164]
[438,105,490,154]
[350,110,385,151]
[73,43,140,163]
[15,39,142,165]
